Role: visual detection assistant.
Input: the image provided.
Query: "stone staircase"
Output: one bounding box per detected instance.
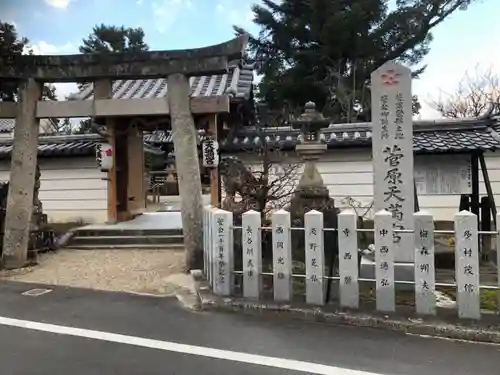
[67,227,184,249]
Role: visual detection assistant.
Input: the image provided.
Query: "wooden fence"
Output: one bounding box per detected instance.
[203,206,500,320]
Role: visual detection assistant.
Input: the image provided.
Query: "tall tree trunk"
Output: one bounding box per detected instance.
[168,73,204,271]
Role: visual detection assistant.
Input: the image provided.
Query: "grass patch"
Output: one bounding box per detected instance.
[439,287,498,311]
[358,285,416,306]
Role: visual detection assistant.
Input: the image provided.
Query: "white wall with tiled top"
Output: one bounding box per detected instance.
[227,148,500,222]
[0,156,107,224]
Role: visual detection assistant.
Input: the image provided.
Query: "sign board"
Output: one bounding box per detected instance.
[414,154,472,195]
[371,61,415,263]
[96,142,113,171]
[202,139,219,168]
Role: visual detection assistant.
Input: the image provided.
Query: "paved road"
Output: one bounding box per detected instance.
[0,281,498,375]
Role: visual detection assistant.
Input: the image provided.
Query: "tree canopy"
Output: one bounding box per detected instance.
[79,24,149,54]
[75,24,149,134]
[0,22,56,102]
[235,0,476,122]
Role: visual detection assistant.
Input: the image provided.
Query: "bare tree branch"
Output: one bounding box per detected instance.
[221,107,302,220]
[429,65,500,118]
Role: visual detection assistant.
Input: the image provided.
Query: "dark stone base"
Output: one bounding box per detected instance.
[287,185,339,264]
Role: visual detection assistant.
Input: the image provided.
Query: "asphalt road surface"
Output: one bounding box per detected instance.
[0,281,498,375]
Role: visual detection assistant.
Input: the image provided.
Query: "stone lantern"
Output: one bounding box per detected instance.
[287,101,339,264]
[292,101,329,193]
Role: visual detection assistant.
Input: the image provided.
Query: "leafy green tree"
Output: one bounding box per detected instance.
[235,0,475,122]
[76,24,150,133]
[79,24,149,54]
[0,22,57,102]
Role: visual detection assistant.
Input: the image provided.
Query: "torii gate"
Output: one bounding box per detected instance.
[0,35,248,270]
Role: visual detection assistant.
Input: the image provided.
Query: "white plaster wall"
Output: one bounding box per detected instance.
[0,156,108,223]
[226,148,500,221]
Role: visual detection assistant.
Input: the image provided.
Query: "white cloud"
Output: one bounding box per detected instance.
[26,41,79,100]
[216,0,254,29]
[28,41,74,55]
[152,0,193,33]
[44,0,70,9]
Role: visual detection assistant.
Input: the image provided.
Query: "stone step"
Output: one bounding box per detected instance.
[66,243,183,250]
[75,228,183,237]
[70,234,184,247]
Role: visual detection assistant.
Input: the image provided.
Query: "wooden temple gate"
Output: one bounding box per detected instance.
[0,35,248,269]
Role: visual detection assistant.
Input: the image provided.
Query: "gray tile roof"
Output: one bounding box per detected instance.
[0,134,164,159]
[221,121,500,153]
[145,117,500,153]
[0,118,60,134]
[0,61,254,133]
[72,61,254,101]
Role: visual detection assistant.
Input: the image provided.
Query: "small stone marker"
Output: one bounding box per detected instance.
[272,210,292,302]
[414,211,436,315]
[208,207,217,288]
[454,210,480,320]
[304,210,325,305]
[212,209,233,296]
[497,213,500,313]
[203,205,212,283]
[374,210,395,312]
[242,210,262,299]
[338,210,359,308]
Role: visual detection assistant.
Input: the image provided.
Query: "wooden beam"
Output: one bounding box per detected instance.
[471,153,480,217]
[1,96,230,119]
[413,180,420,212]
[0,35,249,82]
[94,79,117,224]
[479,152,497,225]
[471,153,480,253]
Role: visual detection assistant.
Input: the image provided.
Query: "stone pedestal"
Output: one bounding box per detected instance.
[288,142,339,263]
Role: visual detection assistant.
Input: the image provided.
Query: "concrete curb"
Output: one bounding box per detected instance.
[171,270,203,312]
[198,293,500,344]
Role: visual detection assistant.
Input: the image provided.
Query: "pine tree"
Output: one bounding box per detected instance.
[76,24,150,133]
[235,0,475,122]
[79,24,149,54]
[0,22,57,102]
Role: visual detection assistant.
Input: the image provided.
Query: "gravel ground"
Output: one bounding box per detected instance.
[0,249,186,295]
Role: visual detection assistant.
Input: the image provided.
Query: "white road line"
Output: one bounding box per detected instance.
[0,315,384,375]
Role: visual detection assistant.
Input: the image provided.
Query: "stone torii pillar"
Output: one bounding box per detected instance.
[168,73,205,269]
[2,78,42,269]
[0,35,248,270]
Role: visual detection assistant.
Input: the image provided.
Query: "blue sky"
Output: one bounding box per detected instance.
[1,0,498,119]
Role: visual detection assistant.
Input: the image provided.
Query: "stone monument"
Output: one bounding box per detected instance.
[370,61,414,263]
[363,60,416,285]
[288,102,339,263]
